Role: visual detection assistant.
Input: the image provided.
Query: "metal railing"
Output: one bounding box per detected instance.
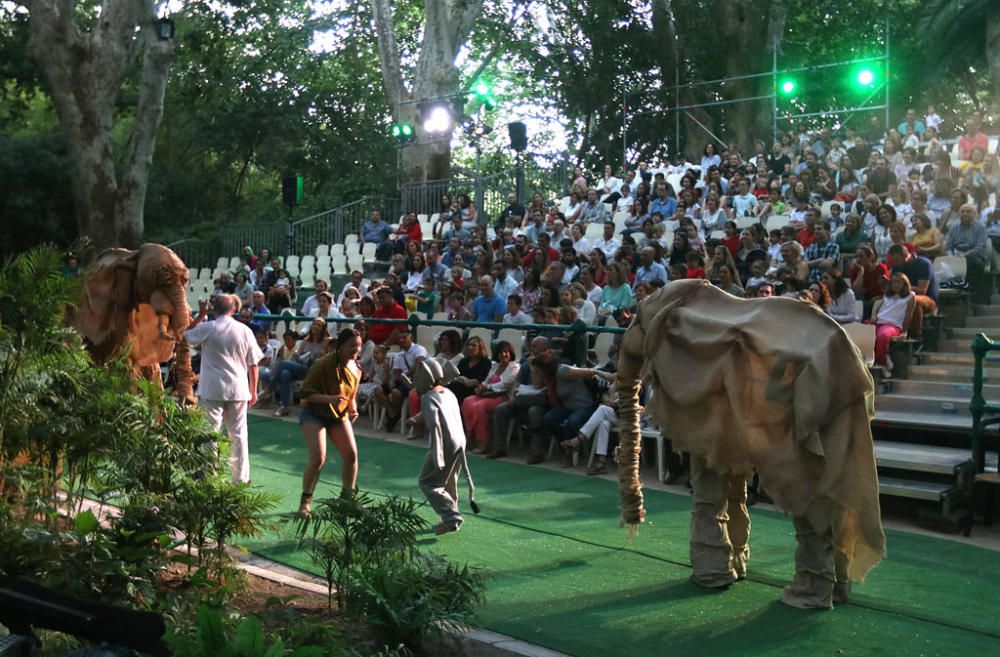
[970,333,1000,472]
[292,195,399,256]
[252,312,627,366]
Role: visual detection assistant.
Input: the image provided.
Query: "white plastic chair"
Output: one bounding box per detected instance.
[216,256,228,270]
[331,244,345,256]
[765,215,791,231]
[315,244,329,258]
[933,255,967,280]
[496,328,523,359]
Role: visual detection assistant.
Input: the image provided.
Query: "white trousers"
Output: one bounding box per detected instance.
[579,404,616,456]
[199,399,250,483]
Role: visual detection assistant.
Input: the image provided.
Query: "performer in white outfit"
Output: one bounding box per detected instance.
[413,359,478,534]
[186,294,264,483]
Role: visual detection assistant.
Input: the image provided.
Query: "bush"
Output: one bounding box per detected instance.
[289,493,484,652]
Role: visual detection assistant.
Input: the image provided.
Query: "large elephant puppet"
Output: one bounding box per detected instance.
[615,279,886,609]
[77,243,195,402]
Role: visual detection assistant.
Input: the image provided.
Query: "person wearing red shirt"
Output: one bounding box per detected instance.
[370,287,408,345]
[849,245,889,320]
[958,118,990,160]
[796,210,820,249]
[721,220,740,257]
[391,212,422,254]
[522,233,560,267]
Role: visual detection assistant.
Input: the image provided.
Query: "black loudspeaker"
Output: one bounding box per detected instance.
[508,122,527,152]
[282,176,302,206]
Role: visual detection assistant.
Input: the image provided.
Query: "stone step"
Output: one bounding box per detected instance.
[884,378,998,398]
[876,393,970,417]
[907,364,988,382]
[938,339,974,353]
[871,409,972,432]
[919,352,975,366]
[878,476,954,502]
[874,440,972,475]
[948,328,1000,341]
[963,317,1000,329]
[971,305,1000,314]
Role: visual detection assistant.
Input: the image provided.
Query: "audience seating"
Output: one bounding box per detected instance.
[765,215,792,231]
[497,328,524,359]
[315,244,329,258]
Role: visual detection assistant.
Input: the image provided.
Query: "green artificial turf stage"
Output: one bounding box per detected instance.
[241,415,1000,657]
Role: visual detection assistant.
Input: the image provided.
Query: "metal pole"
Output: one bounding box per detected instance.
[474,142,484,222]
[884,17,891,136]
[675,58,680,159]
[622,89,628,167]
[515,152,525,206]
[772,35,778,144]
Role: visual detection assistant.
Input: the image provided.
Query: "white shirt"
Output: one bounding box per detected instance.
[573,237,591,255]
[392,342,429,375]
[300,293,322,316]
[584,284,603,306]
[503,310,531,324]
[494,274,518,301]
[337,281,369,304]
[598,176,622,198]
[185,315,263,402]
[593,237,621,260]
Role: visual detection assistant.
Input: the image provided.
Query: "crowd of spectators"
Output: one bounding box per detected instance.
[212,106,998,478]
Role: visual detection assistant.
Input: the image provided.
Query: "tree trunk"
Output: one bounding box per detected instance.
[987,0,1000,103]
[371,0,482,184]
[27,1,174,252]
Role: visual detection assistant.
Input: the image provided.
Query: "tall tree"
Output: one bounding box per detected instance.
[920,0,1000,101]
[23,0,174,252]
[371,0,484,182]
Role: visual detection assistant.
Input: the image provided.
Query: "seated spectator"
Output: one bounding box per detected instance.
[579,188,609,224]
[804,222,840,281]
[735,230,768,283]
[835,214,869,254]
[504,294,531,324]
[720,220,740,257]
[269,318,328,416]
[357,343,390,409]
[946,203,990,304]
[369,287,407,346]
[779,241,810,285]
[302,279,330,316]
[850,245,889,319]
[472,275,506,322]
[821,270,858,323]
[463,341,521,454]
[634,246,669,289]
[213,272,236,297]
[446,291,471,321]
[685,251,706,279]
[958,118,989,160]
[887,244,938,339]
[578,265,604,305]
[360,209,393,261]
[715,263,744,296]
[392,211,422,254]
[448,336,493,408]
[804,280,831,311]
[372,329,427,431]
[871,272,916,373]
[598,262,634,320]
[266,268,295,313]
[233,272,254,307]
[911,212,944,258]
[303,290,342,329]
[529,353,616,465]
[563,283,598,323]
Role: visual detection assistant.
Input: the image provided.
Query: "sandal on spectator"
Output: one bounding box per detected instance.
[560,436,583,451]
[587,461,607,476]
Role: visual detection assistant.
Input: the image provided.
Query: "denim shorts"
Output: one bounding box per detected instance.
[298,405,344,429]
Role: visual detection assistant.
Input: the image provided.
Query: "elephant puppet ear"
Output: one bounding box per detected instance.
[79,249,138,348]
[438,360,460,385]
[128,304,175,368]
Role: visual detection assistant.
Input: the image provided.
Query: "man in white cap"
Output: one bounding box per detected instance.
[413,359,478,534]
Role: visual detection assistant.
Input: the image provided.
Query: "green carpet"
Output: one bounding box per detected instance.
[242,415,1000,657]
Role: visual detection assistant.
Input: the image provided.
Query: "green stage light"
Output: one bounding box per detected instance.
[857,68,875,86]
[401,124,413,137]
[391,122,415,144]
[391,124,402,138]
[474,80,492,98]
[778,78,797,96]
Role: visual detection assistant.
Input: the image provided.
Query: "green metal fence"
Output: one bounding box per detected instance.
[252,313,627,367]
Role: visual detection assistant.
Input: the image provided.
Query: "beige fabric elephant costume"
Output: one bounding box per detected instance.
[77,243,195,403]
[616,279,885,609]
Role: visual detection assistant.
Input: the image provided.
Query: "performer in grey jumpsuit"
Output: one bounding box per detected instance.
[413,359,477,535]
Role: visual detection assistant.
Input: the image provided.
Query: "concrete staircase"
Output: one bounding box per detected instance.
[871,295,1000,524]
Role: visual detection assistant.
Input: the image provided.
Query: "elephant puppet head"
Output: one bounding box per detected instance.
[132,243,191,341]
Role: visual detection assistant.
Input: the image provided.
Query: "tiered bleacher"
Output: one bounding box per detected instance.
[185,107,1000,529]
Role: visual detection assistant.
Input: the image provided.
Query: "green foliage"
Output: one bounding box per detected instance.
[166,605,327,657]
[289,493,483,652]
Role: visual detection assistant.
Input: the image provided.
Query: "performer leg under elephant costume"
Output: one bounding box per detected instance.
[77,243,195,402]
[616,279,885,609]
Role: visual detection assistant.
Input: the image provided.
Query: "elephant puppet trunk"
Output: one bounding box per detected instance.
[172,338,196,405]
[616,323,647,531]
[166,283,191,335]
